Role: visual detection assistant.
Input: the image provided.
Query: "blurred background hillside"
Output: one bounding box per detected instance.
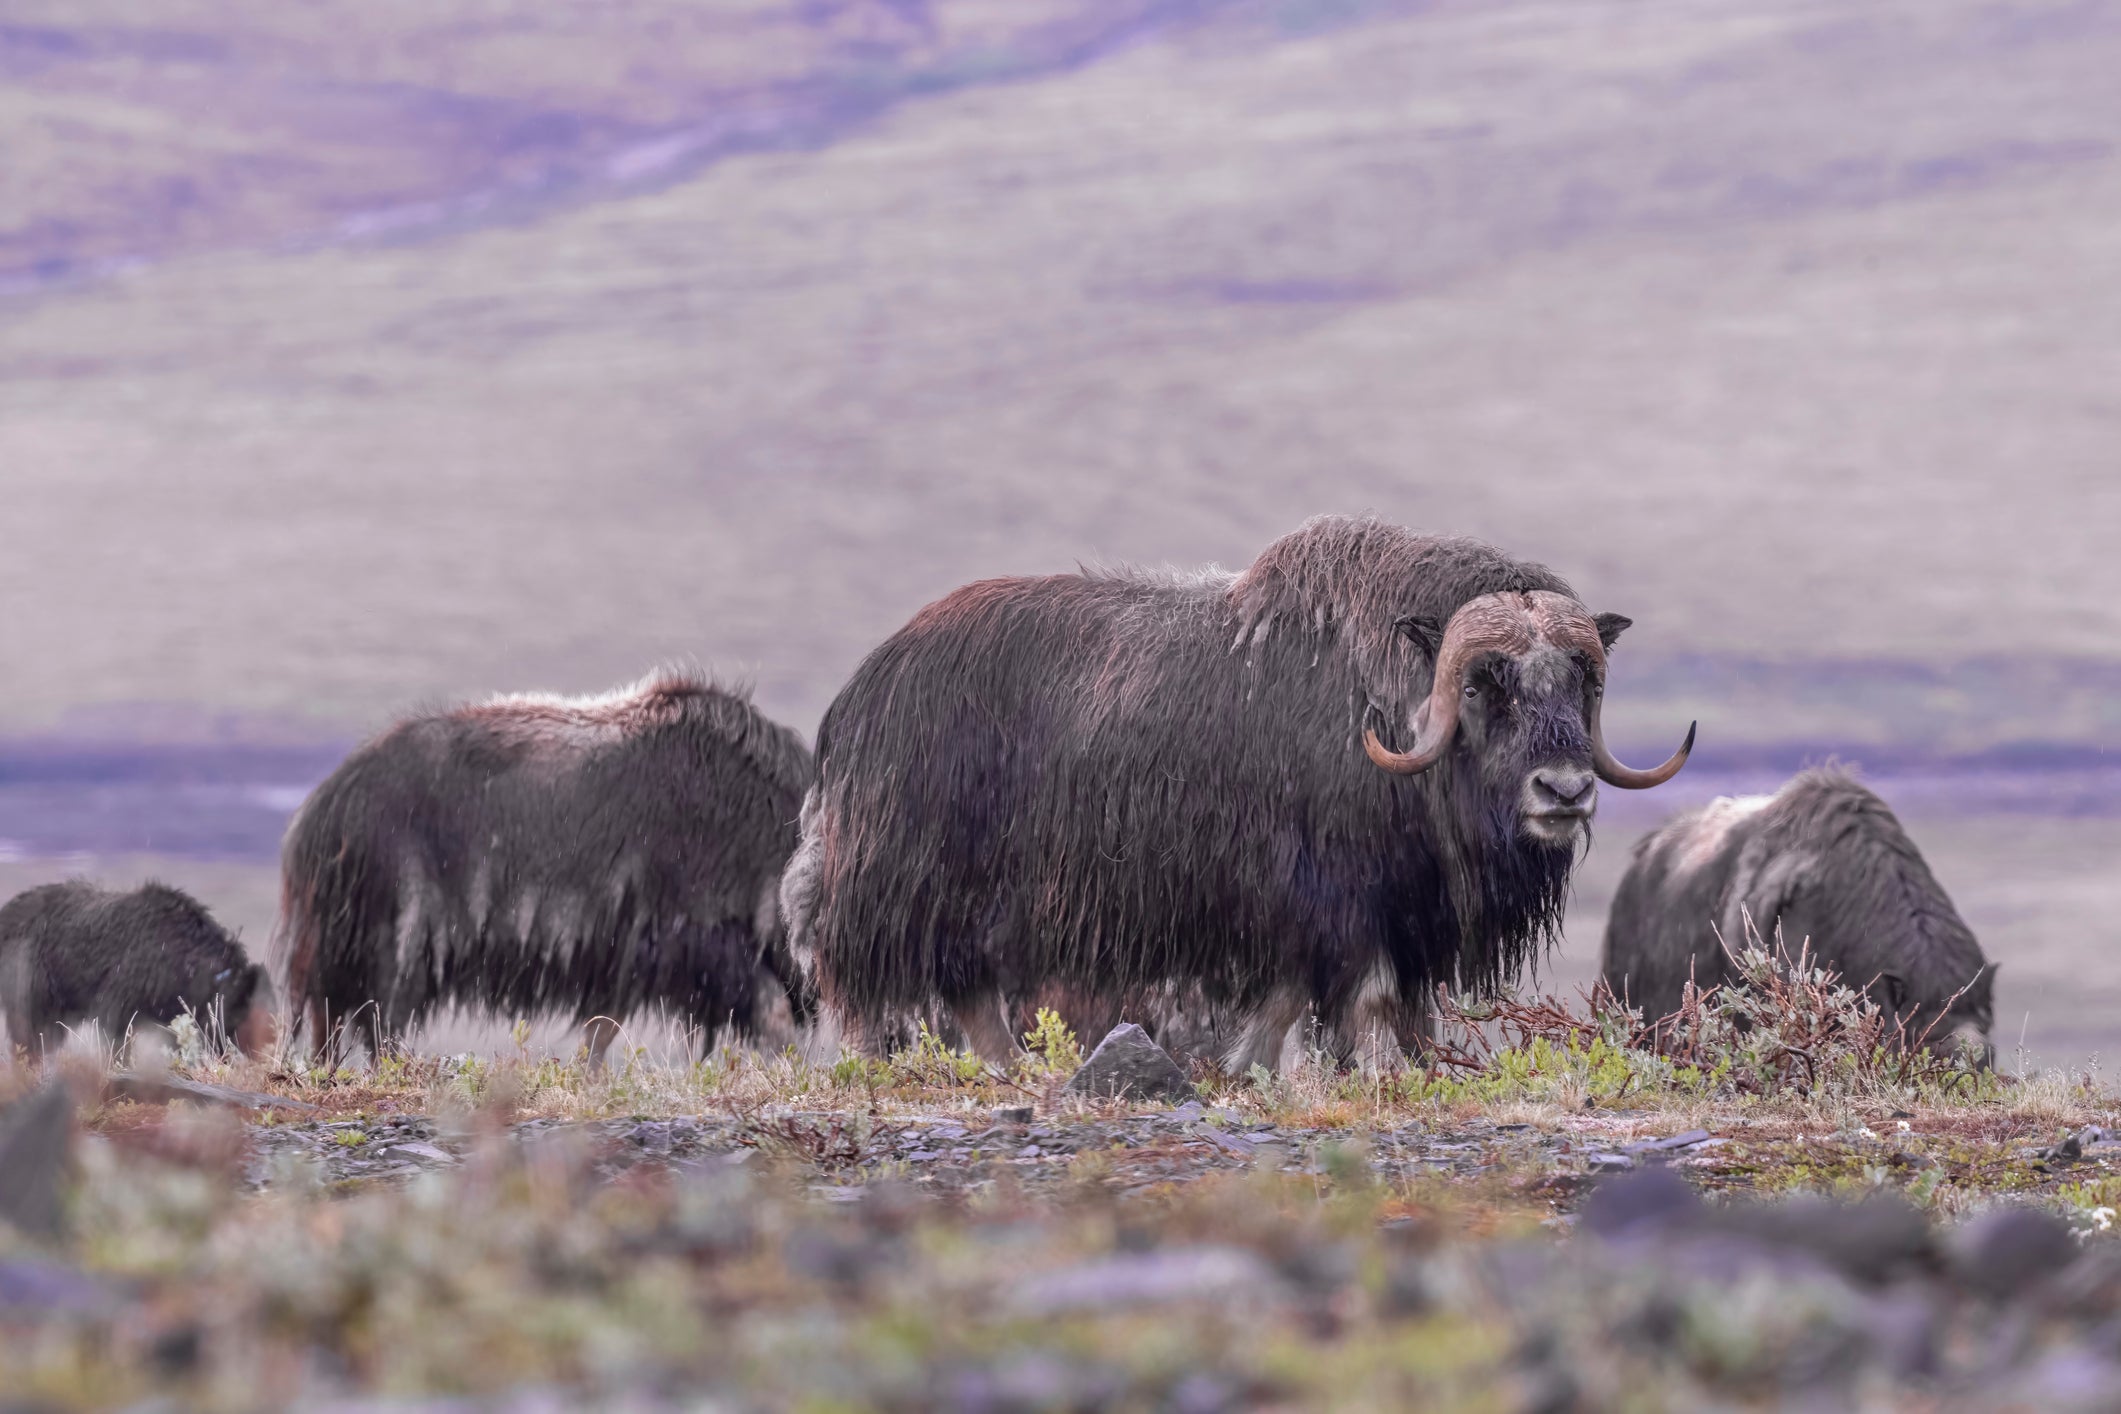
[3,0,2116,1063]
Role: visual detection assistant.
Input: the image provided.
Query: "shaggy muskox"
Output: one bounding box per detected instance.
[782,515,1694,1069]
[277,671,812,1062]
[0,881,276,1058]
[1601,769,1995,1060]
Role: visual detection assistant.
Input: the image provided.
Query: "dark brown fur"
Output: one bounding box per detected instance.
[784,516,1666,1068]
[0,881,274,1057]
[276,671,812,1061]
[1602,769,1995,1058]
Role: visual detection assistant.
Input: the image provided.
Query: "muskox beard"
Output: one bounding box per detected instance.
[1444,782,1578,997]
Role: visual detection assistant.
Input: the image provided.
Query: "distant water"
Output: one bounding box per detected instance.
[0,737,350,862]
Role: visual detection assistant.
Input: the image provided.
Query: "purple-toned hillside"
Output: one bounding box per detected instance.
[5,0,2120,1063]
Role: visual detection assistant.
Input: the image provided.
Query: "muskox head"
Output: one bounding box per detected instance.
[192,960,278,1060]
[1885,961,1996,1068]
[1363,590,1694,848]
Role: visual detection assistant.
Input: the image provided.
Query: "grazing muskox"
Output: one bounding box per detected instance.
[0,881,276,1058]
[277,671,812,1062]
[1601,769,1995,1060]
[782,515,1694,1069]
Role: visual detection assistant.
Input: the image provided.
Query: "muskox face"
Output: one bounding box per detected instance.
[1452,639,1607,849]
[1888,962,1996,1068]
[191,960,277,1059]
[1364,590,1695,845]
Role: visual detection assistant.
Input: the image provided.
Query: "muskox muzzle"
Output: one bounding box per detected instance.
[1362,589,1695,789]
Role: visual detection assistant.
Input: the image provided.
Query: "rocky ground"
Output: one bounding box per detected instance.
[6,1002,2121,1411]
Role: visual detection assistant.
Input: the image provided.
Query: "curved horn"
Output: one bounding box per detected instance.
[1590,697,1696,789]
[1538,594,1697,790]
[1363,599,1522,776]
[1363,715,1451,775]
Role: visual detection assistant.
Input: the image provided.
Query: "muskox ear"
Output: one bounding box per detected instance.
[1393,614,1443,659]
[1593,612,1633,650]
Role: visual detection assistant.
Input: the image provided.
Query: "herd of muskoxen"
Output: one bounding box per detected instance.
[0,517,1998,1069]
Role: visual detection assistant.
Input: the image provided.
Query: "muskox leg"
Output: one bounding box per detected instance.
[353,1004,386,1069]
[1221,988,1310,1076]
[943,989,1018,1065]
[583,1015,622,1069]
[306,996,333,1067]
[1332,959,1425,1075]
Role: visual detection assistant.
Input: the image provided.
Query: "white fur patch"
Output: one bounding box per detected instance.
[1676,794,1772,875]
[1351,956,1397,1013]
[778,788,827,979]
[478,666,712,716]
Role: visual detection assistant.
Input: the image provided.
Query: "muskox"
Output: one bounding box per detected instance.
[1601,769,1995,1060]
[277,671,813,1063]
[782,515,1693,1069]
[0,881,277,1058]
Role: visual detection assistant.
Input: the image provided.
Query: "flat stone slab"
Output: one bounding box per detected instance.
[1063,1023,1199,1103]
[107,1072,320,1113]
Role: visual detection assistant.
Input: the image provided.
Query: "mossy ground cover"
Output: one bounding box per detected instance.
[5,967,2119,1409]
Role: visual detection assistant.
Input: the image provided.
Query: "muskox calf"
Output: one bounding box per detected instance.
[785,515,1693,1070]
[0,881,276,1058]
[1601,769,1995,1060]
[277,671,812,1062]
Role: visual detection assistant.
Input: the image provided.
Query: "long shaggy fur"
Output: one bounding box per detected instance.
[784,515,1594,1061]
[277,670,813,1057]
[1601,768,1995,1045]
[0,881,272,1056]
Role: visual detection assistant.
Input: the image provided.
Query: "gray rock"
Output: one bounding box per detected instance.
[1624,1128,1713,1156]
[1061,1024,1198,1103]
[0,1080,72,1241]
[386,1142,458,1165]
[1580,1166,1703,1239]
[1008,1245,1280,1316]
[1858,1287,1942,1378]
[1193,1124,1257,1158]
[1953,1206,2080,1300]
[990,1105,1033,1125]
[1732,1193,1935,1287]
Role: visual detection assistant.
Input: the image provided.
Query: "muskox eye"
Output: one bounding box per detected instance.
[1462,682,1480,699]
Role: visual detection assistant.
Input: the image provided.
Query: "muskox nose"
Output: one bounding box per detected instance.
[1529,768,1597,814]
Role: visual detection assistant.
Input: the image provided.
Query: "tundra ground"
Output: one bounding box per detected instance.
[6,969,2121,1412]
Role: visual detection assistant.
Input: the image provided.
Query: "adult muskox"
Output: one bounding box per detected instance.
[277,671,812,1063]
[0,880,276,1058]
[1601,769,1996,1061]
[782,516,1694,1069]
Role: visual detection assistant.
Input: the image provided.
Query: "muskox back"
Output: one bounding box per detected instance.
[0,880,275,1058]
[277,671,812,1060]
[1601,769,1994,1055]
